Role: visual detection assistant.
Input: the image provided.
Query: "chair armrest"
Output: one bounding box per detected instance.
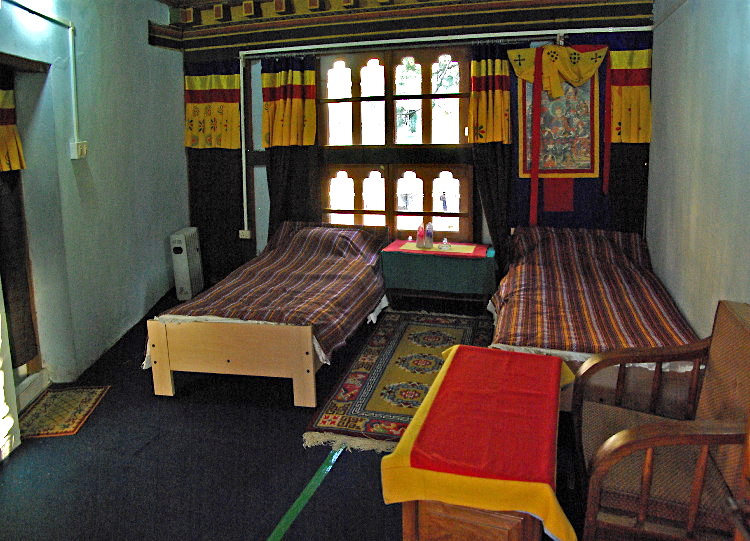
[572,338,711,419]
[590,419,746,476]
[583,419,745,540]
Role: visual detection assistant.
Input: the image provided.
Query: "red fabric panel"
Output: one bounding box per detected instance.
[184,88,241,103]
[470,74,511,92]
[603,54,612,194]
[529,47,544,225]
[569,44,608,53]
[261,84,316,102]
[610,68,651,86]
[410,345,561,487]
[382,240,488,258]
[543,178,574,212]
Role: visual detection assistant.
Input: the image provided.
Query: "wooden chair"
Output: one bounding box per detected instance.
[571,300,750,540]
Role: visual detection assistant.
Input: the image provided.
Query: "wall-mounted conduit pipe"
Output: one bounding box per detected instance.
[3,0,84,158]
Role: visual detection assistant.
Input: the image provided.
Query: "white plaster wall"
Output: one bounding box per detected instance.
[0,0,188,382]
[648,0,750,337]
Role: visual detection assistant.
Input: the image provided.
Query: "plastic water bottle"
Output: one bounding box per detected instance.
[425,222,434,248]
[416,224,425,248]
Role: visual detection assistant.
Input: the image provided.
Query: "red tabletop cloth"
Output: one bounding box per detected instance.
[410,345,561,487]
[382,239,489,258]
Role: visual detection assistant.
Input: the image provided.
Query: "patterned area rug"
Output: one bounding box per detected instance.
[20,386,110,438]
[303,310,493,452]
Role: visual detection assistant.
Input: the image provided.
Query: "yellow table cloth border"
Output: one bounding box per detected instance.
[381,344,577,541]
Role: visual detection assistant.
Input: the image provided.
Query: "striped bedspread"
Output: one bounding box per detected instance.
[163,222,389,359]
[490,227,697,354]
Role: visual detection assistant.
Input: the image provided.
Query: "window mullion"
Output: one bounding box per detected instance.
[384,164,397,237]
[352,63,362,146]
[385,51,396,146]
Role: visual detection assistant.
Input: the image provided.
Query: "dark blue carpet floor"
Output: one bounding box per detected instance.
[0,292,582,540]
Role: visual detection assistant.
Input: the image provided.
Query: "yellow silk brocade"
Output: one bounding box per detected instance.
[184,102,241,149]
[468,59,511,143]
[509,45,607,99]
[612,85,651,143]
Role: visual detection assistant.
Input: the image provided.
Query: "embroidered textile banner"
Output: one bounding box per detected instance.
[468,44,511,143]
[610,49,651,143]
[261,56,316,148]
[184,61,241,149]
[509,45,607,98]
[0,66,26,172]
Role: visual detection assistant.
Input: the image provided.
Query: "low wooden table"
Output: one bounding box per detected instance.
[381,345,576,541]
[380,240,497,311]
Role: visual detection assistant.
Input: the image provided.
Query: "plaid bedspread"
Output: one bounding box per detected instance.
[491,227,698,353]
[163,222,389,359]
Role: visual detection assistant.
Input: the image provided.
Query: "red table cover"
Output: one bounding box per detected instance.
[410,345,561,487]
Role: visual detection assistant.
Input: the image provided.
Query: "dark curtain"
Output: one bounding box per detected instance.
[187,148,254,285]
[0,172,38,368]
[473,142,514,274]
[266,145,322,238]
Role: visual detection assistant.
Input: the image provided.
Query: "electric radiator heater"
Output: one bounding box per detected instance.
[170,226,204,301]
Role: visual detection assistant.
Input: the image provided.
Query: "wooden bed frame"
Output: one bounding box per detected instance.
[147,318,323,407]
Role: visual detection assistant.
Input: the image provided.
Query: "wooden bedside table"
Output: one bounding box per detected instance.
[380,240,498,313]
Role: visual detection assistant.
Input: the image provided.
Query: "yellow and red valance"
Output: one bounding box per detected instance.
[261,56,316,148]
[609,49,651,143]
[509,44,607,99]
[0,67,26,172]
[468,49,511,144]
[184,61,241,149]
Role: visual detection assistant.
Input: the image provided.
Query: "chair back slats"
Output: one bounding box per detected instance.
[636,447,655,527]
[615,363,627,406]
[649,362,665,413]
[686,445,711,535]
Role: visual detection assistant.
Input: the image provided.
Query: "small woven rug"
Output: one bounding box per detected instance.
[20,386,110,438]
[303,310,493,452]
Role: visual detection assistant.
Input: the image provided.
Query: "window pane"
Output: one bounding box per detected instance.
[431,98,459,144]
[327,61,352,145]
[362,170,386,226]
[328,103,352,145]
[360,58,384,97]
[362,101,385,145]
[432,171,460,232]
[327,60,352,99]
[431,54,459,94]
[395,99,422,144]
[329,171,354,225]
[395,56,422,95]
[360,58,385,145]
[396,171,423,231]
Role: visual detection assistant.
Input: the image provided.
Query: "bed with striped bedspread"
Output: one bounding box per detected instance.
[161,221,388,361]
[490,227,697,355]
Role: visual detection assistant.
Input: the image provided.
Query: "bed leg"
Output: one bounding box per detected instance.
[292,333,317,408]
[147,319,175,396]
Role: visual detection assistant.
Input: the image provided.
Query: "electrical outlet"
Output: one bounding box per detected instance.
[69,140,88,160]
[238,229,252,240]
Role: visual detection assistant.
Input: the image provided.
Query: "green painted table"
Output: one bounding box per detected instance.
[381,240,498,306]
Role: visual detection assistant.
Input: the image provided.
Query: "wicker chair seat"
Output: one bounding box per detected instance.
[583,401,733,535]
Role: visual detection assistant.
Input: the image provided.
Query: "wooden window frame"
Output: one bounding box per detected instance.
[318,45,475,242]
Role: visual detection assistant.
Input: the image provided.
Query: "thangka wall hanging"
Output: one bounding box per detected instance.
[184,61,241,149]
[509,45,607,224]
[518,76,599,178]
